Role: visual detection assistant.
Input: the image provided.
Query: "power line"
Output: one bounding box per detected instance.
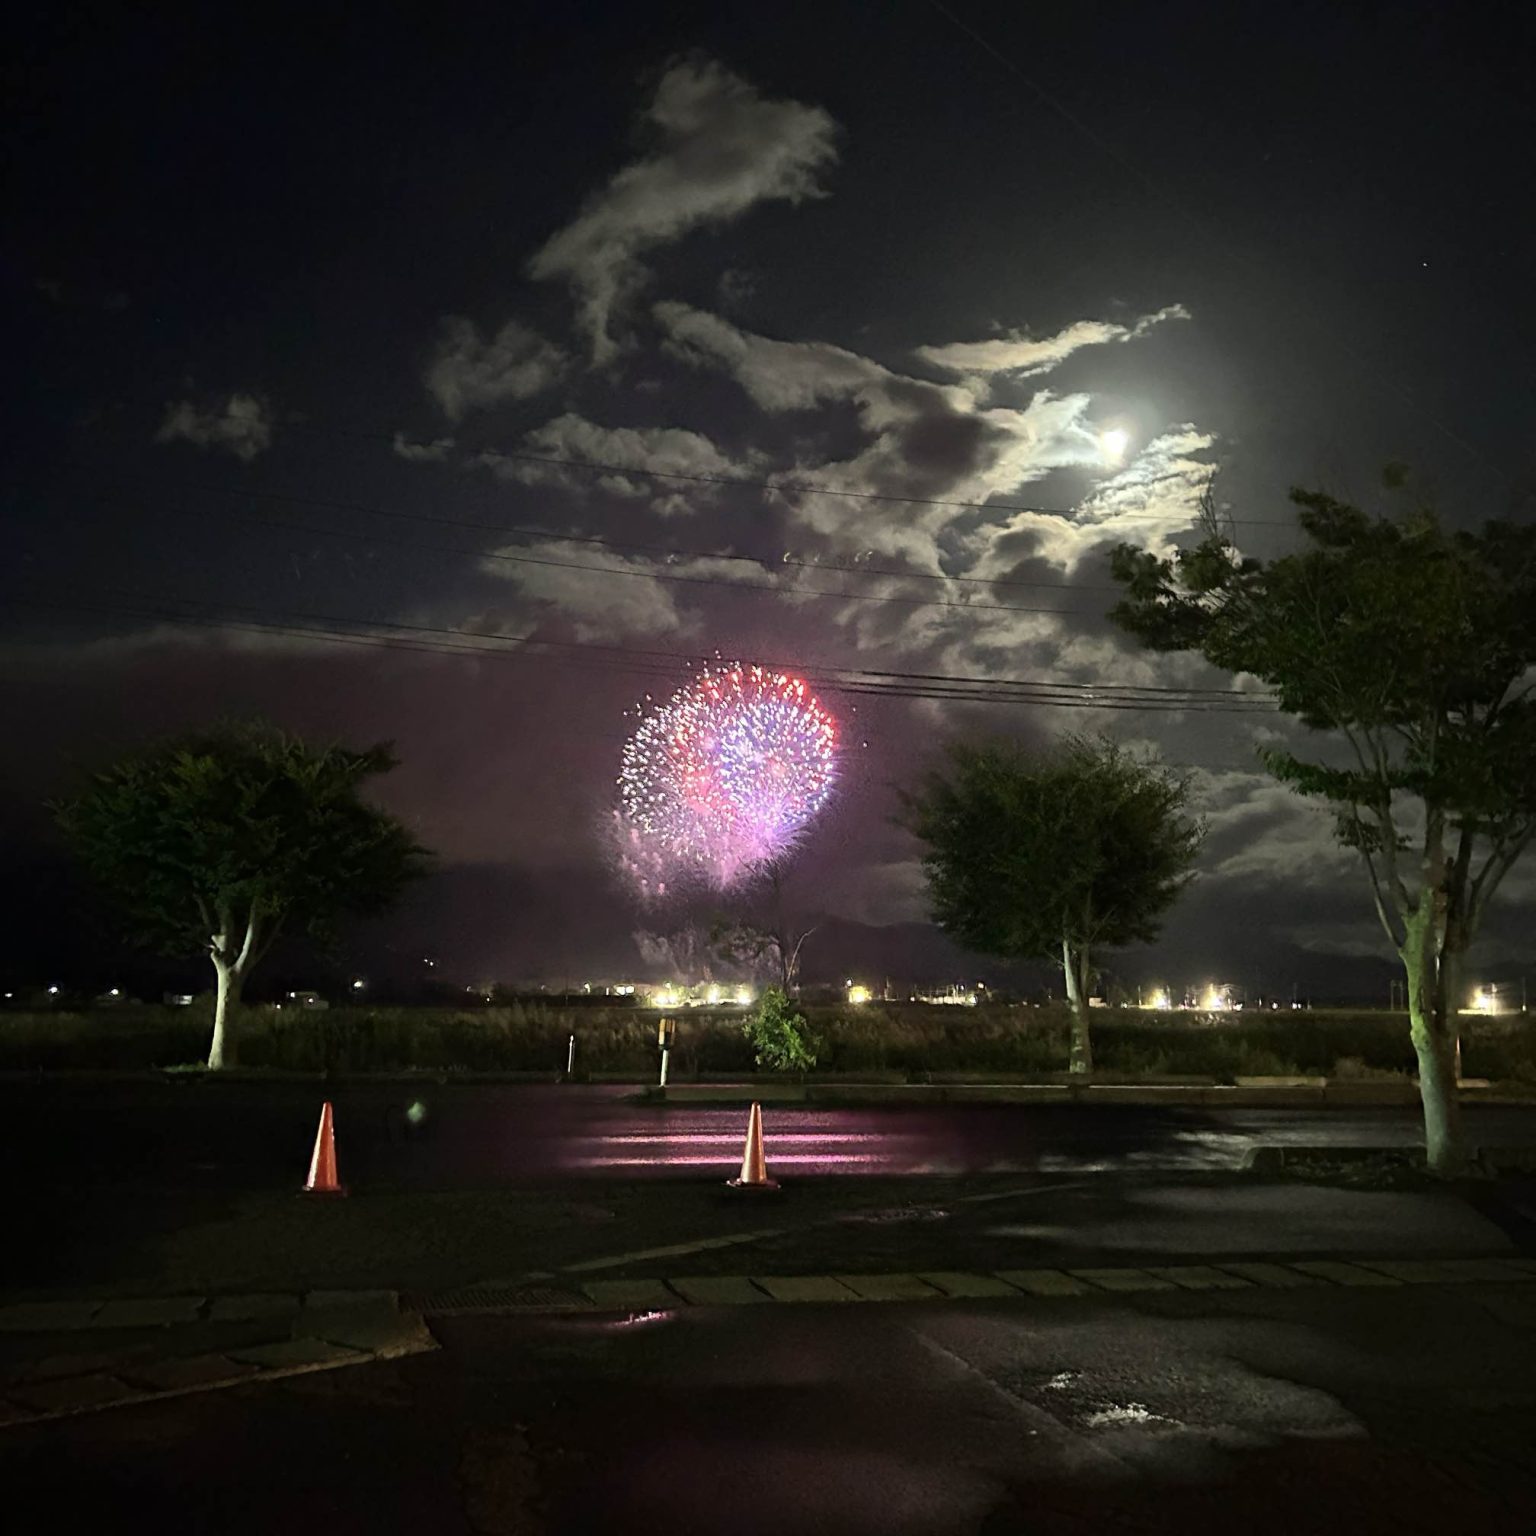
[2,588,1276,712]
[925,0,1158,196]
[924,1,1512,488]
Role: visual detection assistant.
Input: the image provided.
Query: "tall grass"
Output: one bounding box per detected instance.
[1,1001,1533,1081]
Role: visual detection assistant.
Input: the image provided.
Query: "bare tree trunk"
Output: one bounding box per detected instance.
[208,959,242,1070]
[1403,917,1465,1176]
[1061,934,1094,1075]
[206,909,260,1071]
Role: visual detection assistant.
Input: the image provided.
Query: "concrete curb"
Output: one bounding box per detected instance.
[2,1071,1532,1105]
[1242,1145,1536,1176]
[645,1082,1536,1108]
[0,1292,437,1431]
[409,1253,1536,1317]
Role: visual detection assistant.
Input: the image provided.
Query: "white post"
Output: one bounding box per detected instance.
[659,1045,670,1088]
[566,1033,576,1076]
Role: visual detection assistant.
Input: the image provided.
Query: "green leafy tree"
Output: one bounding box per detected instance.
[899,735,1202,1073]
[1109,484,1536,1173]
[54,720,431,1069]
[743,986,818,1072]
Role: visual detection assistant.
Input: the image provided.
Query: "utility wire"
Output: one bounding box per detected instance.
[2,589,1275,712]
[924,0,1512,487]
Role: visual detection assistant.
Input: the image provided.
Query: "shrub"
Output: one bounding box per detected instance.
[742,989,817,1072]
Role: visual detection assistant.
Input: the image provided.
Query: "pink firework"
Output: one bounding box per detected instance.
[616,665,838,893]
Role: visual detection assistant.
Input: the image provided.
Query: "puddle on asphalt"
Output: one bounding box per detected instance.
[1080,1402,1177,1428]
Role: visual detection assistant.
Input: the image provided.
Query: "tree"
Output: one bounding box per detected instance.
[898,735,1202,1072]
[1109,484,1536,1173]
[709,866,816,995]
[54,720,431,1069]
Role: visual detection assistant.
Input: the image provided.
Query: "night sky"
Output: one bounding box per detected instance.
[6,2,1534,999]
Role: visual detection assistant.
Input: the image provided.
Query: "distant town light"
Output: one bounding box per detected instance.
[1144,988,1172,1011]
[734,987,753,1006]
[914,985,978,1006]
[47,985,59,996]
[847,984,873,1006]
[351,978,366,991]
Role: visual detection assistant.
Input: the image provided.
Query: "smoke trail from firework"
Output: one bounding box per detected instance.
[615,664,838,897]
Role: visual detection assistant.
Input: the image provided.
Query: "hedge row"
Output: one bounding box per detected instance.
[2,1002,1534,1082]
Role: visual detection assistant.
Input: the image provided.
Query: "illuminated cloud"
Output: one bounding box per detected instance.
[657,300,891,412]
[154,393,274,462]
[392,432,455,462]
[655,303,1123,567]
[481,411,758,515]
[476,537,753,640]
[425,317,566,419]
[529,57,838,362]
[915,304,1190,381]
[959,426,1217,575]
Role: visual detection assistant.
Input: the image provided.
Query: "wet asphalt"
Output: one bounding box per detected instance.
[4,1080,1535,1187]
[4,1282,1535,1534]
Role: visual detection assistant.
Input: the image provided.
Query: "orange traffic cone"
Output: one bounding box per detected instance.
[302,1100,346,1196]
[727,1101,779,1191]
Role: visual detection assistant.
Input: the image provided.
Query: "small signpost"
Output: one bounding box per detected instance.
[657,1015,676,1088]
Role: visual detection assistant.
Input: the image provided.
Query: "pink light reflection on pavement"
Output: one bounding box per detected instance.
[594,1132,889,1146]
[564,1153,912,1169]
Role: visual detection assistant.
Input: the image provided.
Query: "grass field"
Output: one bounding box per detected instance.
[3,1000,1533,1082]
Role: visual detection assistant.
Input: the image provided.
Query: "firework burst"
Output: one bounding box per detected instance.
[615,664,838,895]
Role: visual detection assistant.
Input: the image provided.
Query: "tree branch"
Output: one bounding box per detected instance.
[1468,823,1536,934]
[1340,723,1411,915]
[1354,828,1407,950]
[233,898,263,974]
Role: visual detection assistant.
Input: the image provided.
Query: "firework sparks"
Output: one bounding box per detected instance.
[616,664,838,894]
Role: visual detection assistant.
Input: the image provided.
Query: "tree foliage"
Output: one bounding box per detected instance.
[898,734,1202,1070]
[1109,485,1536,1170]
[54,719,431,1066]
[900,735,1201,957]
[742,986,817,1072]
